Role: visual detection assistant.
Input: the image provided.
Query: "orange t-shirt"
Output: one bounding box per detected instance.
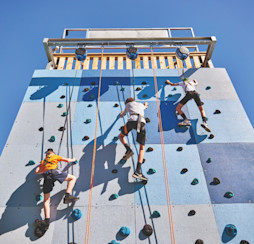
[39,155,67,173]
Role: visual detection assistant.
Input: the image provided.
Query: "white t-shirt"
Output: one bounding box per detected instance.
[122,101,146,124]
[179,80,196,92]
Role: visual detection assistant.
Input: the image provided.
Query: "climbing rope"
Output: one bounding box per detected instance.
[40,97,46,161]
[84,47,104,244]
[131,60,136,100]
[150,46,176,244]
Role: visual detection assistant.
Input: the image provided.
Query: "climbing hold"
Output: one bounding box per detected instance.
[72,160,78,165]
[167,94,173,97]
[214,109,221,114]
[109,241,120,244]
[195,240,204,244]
[38,127,43,132]
[188,210,196,216]
[62,112,67,117]
[83,136,89,141]
[172,87,177,91]
[201,101,204,106]
[191,178,199,185]
[142,158,146,164]
[240,241,249,244]
[152,210,161,218]
[225,224,237,236]
[59,127,65,131]
[143,94,148,98]
[126,46,138,60]
[58,104,63,108]
[136,87,141,91]
[119,159,127,164]
[113,136,118,141]
[148,168,156,174]
[83,88,89,92]
[147,147,153,152]
[75,48,87,61]
[114,103,119,107]
[177,146,183,151]
[208,134,214,139]
[224,192,234,198]
[206,86,211,90]
[176,46,189,60]
[142,180,148,185]
[64,83,68,86]
[207,157,213,163]
[88,104,93,107]
[110,193,119,200]
[119,226,130,236]
[36,195,42,201]
[60,95,66,99]
[213,177,220,185]
[85,119,91,124]
[112,169,118,174]
[145,117,150,123]
[49,136,55,142]
[180,168,188,174]
[120,87,125,91]
[142,81,147,85]
[142,224,153,237]
[115,81,120,85]
[206,116,208,121]
[26,160,35,166]
[91,82,96,85]
[89,95,95,99]
[72,209,82,220]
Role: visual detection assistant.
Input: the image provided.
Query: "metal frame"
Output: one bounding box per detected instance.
[43,28,216,69]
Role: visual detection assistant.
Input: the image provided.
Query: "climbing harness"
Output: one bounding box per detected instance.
[150,46,176,244]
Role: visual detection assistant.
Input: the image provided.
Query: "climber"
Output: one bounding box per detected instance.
[166,78,211,132]
[118,97,149,181]
[34,148,79,232]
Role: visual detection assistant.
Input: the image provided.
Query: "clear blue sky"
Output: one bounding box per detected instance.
[0,0,253,155]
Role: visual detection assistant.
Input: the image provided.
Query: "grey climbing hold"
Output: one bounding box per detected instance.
[26,160,35,166]
[148,168,156,174]
[224,191,234,198]
[83,88,89,92]
[83,136,89,141]
[142,224,153,237]
[152,210,161,218]
[188,210,196,216]
[60,95,66,99]
[38,127,43,131]
[177,146,183,151]
[191,178,199,185]
[180,168,188,174]
[36,195,42,201]
[207,157,213,163]
[58,104,64,108]
[147,147,153,152]
[49,136,55,142]
[120,226,130,236]
[225,224,237,236]
[195,240,204,244]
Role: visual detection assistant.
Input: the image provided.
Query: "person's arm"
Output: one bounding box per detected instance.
[144,102,149,109]
[193,79,198,86]
[35,165,44,174]
[120,106,128,118]
[166,80,179,86]
[61,157,77,163]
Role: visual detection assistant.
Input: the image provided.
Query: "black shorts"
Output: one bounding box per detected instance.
[42,169,68,194]
[179,91,202,106]
[121,121,146,146]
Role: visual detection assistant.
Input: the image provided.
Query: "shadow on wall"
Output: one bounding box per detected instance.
[0,167,74,241]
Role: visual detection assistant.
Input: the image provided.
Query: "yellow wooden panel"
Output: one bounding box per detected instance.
[83,57,90,70]
[101,57,107,70]
[66,57,74,70]
[151,56,157,69]
[126,58,132,69]
[109,56,115,70]
[58,57,66,70]
[143,56,149,69]
[167,56,174,69]
[118,56,123,69]
[75,59,81,70]
[135,56,141,69]
[92,57,99,70]
[208,59,214,68]
[185,56,192,68]
[176,57,183,69]
[193,56,201,68]
[159,56,166,69]
[54,57,58,68]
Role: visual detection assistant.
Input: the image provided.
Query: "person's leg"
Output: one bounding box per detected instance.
[63,174,79,204]
[176,103,186,119]
[198,105,207,121]
[43,193,50,219]
[119,123,132,154]
[137,144,145,170]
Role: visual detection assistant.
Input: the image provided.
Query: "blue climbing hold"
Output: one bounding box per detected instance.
[62,112,67,117]
[191,178,199,185]
[143,94,148,98]
[113,136,118,141]
[110,193,119,200]
[89,95,95,99]
[120,226,130,236]
[172,87,177,91]
[225,224,237,236]
[64,83,68,86]
[148,168,156,174]
[86,119,91,124]
[176,46,189,60]
[126,46,138,60]
[207,157,213,163]
[73,160,78,165]
[88,104,93,107]
[115,81,120,85]
[206,86,211,90]
[75,48,87,61]
[167,94,173,97]
[72,209,82,220]
[119,159,127,164]
[58,104,63,108]
[36,195,42,201]
[26,160,35,166]
[152,210,161,218]
[49,136,55,142]
[120,87,125,91]
[224,191,234,198]
[109,241,120,244]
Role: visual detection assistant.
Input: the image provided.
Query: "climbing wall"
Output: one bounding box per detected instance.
[0,67,254,244]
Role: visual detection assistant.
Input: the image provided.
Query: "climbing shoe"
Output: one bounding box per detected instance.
[178,120,191,127]
[34,219,49,238]
[63,194,79,204]
[132,171,148,181]
[123,149,134,160]
[201,122,211,132]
